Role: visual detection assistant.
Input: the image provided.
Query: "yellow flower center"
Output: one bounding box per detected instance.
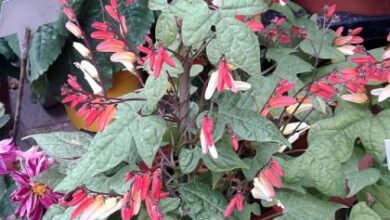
[31,184,46,197]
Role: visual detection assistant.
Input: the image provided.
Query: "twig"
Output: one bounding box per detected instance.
[12,29,31,143]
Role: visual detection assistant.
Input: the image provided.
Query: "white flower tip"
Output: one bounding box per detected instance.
[371,88,383,96]
[234,81,251,91]
[209,145,218,159]
[205,71,218,100]
[80,60,99,79]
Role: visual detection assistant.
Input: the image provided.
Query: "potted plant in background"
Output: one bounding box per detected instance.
[293,0,390,16]
[0,0,390,219]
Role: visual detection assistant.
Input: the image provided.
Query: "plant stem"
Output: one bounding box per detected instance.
[178,49,191,135]
[12,29,31,143]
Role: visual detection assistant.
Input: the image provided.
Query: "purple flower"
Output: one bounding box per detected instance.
[9,146,61,220]
[0,138,16,175]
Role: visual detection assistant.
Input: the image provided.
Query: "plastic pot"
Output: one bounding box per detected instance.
[64,70,141,132]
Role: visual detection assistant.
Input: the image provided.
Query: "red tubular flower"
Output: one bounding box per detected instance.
[63,7,75,20]
[105,5,119,20]
[275,79,295,95]
[200,115,218,159]
[350,27,363,36]
[145,196,163,220]
[262,169,282,189]
[269,159,284,176]
[351,56,376,65]
[122,175,142,220]
[96,39,125,53]
[335,26,344,36]
[67,74,81,90]
[151,169,162,200]
[326,4,336,19]
[110,0,117,9]
[277,34,291,44]
[121,190,134,220]
[92,22,109,31]
[224,190,244,217]
[230,134,239,151]
[97,104,116,132]
[91,31,115,40]
[153,46,175,78]
[71,196,94,219]
[224,196,237,218]
[235,15,264,32]
[141,172,151,200]
[68,189,87,206]
[217,57,236,92]
[246,20,264,32]
[120,15,128,35]
[268,96,297,109]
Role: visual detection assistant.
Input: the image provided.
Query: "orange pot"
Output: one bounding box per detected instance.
[294,0,390,16]
[65,71,141,132]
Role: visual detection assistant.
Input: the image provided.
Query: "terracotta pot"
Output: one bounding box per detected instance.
[294,0,390,16]
[64,70,141,132]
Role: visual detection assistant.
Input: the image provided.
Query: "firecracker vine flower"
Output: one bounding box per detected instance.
[121,170,165,220]
[333,26,364,55]
[61,74,116,131]
[261,79,297,116]
[137,40,175,79]
[205,57,251,100]
[224,190,243,217]
[251,160,284,203]
[200,115,218,159]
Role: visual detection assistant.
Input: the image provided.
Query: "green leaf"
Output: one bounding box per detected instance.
[343,149,380,197]
[308,104,367,163]
[272,55,313,78]
[32,164,66,189]
[179,183,236,220]
[300,36,345,62]
[214,93,289,146]
[0,38,14,60]
[144,73,168,113]
[216,17,261,75]
[310,105,390,163]
[190,64,204,77]
[242,202,261,220]
[0,184,16,217]
[181,2,218,46]
[25,131,92,159]
[359,184,390,219]
[42,205,66,220]
[350,202,381,220]
[0,102,9,128]
[283,145,345,196]
[156,13,178,47]
[133,115,166,167]
[269,3,295,23]
[29,23,66,81]
[242,143,280,179]
[159,197,181,214]
[271,190,343,220]
[220,0,268,16]
[179,148,201,174]
[203,146,249,172]
[149,0,169,11]
[118,0,155,49]
[55,100,148,192]
[206,39,223,65]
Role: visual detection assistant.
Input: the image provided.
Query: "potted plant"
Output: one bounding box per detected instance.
[1,0,390,219]
[293,0,390,16]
